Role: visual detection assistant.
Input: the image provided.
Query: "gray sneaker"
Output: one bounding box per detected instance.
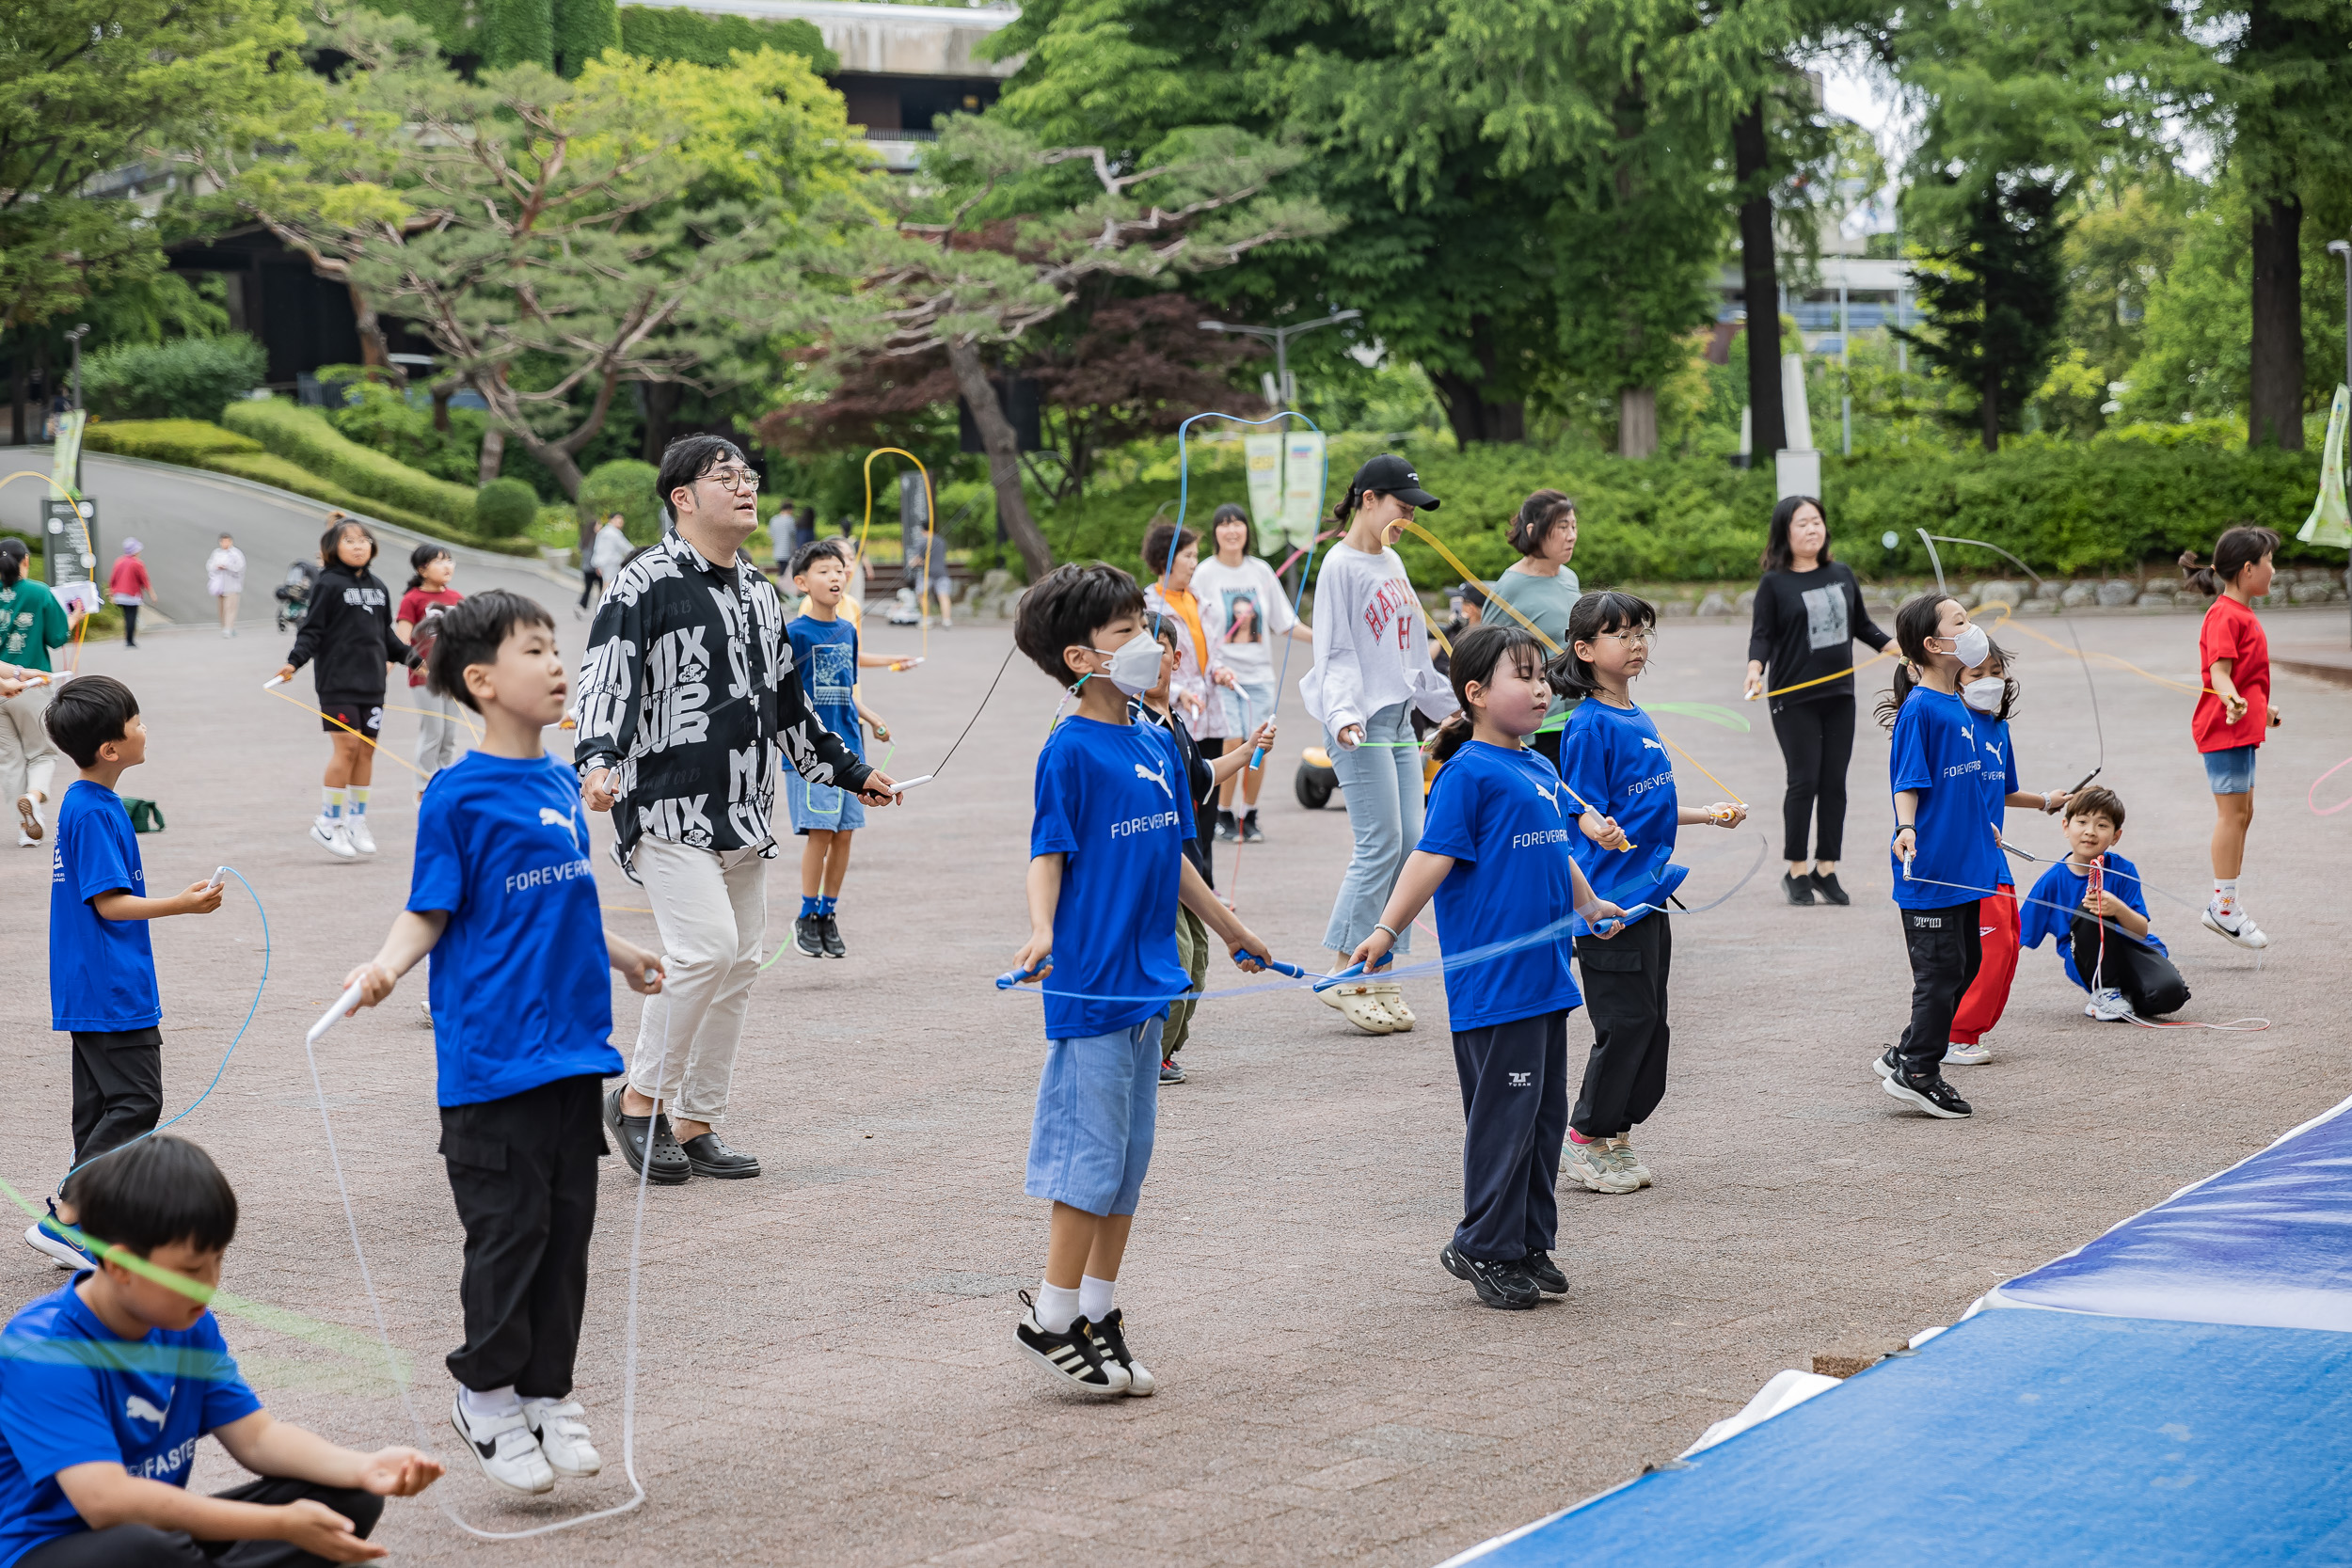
[1605,1135,1653,1189]
[1566,1138,1640,1195]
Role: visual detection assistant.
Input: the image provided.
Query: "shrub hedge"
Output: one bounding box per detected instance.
[220,400,483,533]
[1038,432,2332,588]
[474,478,541,537]
[81,419,263,467]
[81,336,266,422]
[614,7,834,70]
[578,459,661,544]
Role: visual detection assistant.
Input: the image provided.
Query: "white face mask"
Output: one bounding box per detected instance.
[1087,630,1165,697]
[1937,622,1990,669]
[1962,676,2006,714]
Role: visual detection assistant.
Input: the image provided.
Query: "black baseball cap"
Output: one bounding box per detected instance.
[1349,453,1440,511]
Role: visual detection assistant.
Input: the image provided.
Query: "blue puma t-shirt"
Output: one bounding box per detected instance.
[0,1280,262,1568]
[1027,715,1195,1040]
[1888,687,2005,909]
[1558,698,1689,934]
[1417,740,1586,1031]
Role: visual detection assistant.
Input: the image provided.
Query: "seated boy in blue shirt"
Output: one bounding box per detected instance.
[1004,564,1270,1398]
[2019,786,2189,1022]
[338,591,665,1497]
[31,675,223,1273]
[0,1135,441,1567]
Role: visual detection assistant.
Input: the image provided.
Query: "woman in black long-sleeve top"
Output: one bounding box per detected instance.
[272,516,409,858]
[1740,496,1891,907]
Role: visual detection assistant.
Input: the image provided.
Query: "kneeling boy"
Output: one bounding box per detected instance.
[0,1136,441,1566]
[341,590,664,1495]
[2019,786,2189,1021]
[1005,565,1270,1397]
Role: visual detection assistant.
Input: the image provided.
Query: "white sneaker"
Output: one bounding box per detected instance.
[522,1398,602,1477]
[1943,1040,1993,1065]
[310,816,358,859]
[1605,1135,1653,1188]
[344,816,377,855]
[2084,987,2134,1022]
[451,1395,555,1495]
[24,1218,95,1271]
[2201,902,2269,950]
[1566,1138,1640,1195]
[1319,980,1397,1035]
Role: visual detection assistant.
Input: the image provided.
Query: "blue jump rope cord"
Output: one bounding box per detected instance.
[54,867,269,1198]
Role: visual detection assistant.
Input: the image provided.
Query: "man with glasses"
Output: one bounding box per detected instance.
[575,436,900,1184]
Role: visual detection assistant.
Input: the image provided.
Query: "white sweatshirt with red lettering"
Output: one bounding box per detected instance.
[1300,541,1454,738]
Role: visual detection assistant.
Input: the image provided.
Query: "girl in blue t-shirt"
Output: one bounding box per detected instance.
[1550,592,1746,1197]
[1869,594,2006,1120]
[1348,626,1627,1312]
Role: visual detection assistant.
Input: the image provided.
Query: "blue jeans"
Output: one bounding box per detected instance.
[1322,702,1422,957]
[1025,1017,1165,1215]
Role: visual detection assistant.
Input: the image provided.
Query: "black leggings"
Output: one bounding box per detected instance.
[1770,695,1855,862]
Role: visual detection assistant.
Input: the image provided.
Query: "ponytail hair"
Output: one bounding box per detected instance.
[1430,623,1546,764]
[1507,489,1576,557]
[2179,525,2280,596]
[405,541,452,594]
[1548,590,1656,698]
[1874,593,1956,729]
[1330,482,1366,534]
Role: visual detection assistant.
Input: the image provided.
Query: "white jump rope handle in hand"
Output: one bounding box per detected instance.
[307,981,369,1047]
[891,774,935,791]
[262,675,287,690]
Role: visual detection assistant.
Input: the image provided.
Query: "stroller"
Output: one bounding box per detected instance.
[273,560,318,632]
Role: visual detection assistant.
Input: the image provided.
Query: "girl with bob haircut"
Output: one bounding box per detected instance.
[274,516,406,861]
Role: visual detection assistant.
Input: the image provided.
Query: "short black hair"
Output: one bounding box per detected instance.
[426,588,555,710]
[791,537,847,576]
[2065,785,2127,832]
[1549,591,1657,697]
[1142,521,1197,577]
[656,435,751,512]
[1013,562,1146,684]
[65,1134,238,1259]
[322,517,377,567]
[44,673,139,767]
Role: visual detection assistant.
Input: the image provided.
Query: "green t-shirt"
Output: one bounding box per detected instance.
[0,577,72,672]
[1487,565,1582,728]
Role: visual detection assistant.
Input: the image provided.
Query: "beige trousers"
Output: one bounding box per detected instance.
[0,684,58,832]
[626,834,769,1124]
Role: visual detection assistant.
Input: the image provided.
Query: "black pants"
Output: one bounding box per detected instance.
[17,1478,382,1568]
[2071,913,2191,1017]
[1897,903,1982,1076]
[1452,1011,1568,1261]
[71,1028,164,1169]
[439,1073,605,1396]
[119,605,139,647]
[578,567,602,609]
[1770,696,1856,862]
[1572,912,1672,1138]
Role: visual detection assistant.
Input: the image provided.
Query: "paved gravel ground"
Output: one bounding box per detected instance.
[5,597,2347,1568]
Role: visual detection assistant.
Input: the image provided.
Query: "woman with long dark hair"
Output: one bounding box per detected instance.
[1486,489,1581,771]
[1741,496,1890,907]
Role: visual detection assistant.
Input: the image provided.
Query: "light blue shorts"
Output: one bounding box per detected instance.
[785,767,866,834]
[1025,1017,1165,1216]
[1221,679,1279,738]
[2202,744,2258,796]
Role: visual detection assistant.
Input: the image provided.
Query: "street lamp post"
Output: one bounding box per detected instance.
[1198,309,1363,406]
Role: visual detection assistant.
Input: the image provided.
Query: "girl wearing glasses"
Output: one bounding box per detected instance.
[1552,592,1745,1196]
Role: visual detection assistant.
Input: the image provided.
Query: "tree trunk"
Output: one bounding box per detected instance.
[946,336,1054,579]
[507,428,584,499]
[2249,195,2306,451]
[640,380,682,464]
[1734,97,1787,457]
[349,285,391,373]
[478,425,505,484]
[10,330,25,446]
[430,380,455,434]
[1618,387,1659,458]
[1427,371,1527,447]
[1980,363,2001,452]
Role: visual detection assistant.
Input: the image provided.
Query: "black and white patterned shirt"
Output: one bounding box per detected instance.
[574,531,869,873]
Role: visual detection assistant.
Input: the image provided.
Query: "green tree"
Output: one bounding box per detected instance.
[1899,176,2070,450]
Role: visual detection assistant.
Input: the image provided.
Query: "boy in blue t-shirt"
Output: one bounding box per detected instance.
[1005,564,1270,1397]
[2019,786,2189,1021]
[338,591,665,1498]
[0,1136,441,1566]
[32,676,224,1274]
[784,539,891,960]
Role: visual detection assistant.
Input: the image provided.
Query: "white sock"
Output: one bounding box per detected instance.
[1034,1281,1080,1334]
[460,1384,521,1420]
[322,787,345,820]
[2214,879,2238,915]
[349,785,370,817]
[1078,1274,1115,1323]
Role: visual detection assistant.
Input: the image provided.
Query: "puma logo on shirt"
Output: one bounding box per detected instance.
[1640,736,1667,752]
[538,808,568,827]
[1134,760,1173,799]
[1532,780,1563,816]
[125,1393,169,1428]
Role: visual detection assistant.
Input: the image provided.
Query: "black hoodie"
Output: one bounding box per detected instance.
[286,561,406,697]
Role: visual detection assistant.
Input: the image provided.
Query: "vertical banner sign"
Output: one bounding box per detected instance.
[51,410,85,501]
[1280,429,1326,549]
[1244,433,1284,554]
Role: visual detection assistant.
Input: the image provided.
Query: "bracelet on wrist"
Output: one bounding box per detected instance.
[1373,923,1401,942]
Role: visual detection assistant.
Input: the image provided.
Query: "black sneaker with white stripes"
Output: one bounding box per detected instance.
[1440,1243,1540,1310]
[1015,1291,1131,1394]
[1089,1307,1154,1397]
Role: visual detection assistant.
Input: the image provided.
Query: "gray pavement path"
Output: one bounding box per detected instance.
[3,601,2347,1567]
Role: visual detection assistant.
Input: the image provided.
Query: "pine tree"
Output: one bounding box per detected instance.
[1899,177,2069,451]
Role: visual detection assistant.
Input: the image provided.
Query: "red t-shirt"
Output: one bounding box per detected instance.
[2192,595,2268,752]
[396,588,463,688]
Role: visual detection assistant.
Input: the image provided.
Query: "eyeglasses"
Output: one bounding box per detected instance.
[1593,629,1655,646]
[699,466,760,493]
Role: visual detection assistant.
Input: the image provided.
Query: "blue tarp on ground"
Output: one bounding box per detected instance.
[1464,1309,2352,1567]
[1986,1094,2352,1331]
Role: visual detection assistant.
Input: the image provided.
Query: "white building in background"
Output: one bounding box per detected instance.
[624,0,1024,169]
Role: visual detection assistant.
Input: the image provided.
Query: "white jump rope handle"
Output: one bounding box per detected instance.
[262,675,287,690]
[891,774,935,791]
[210,865,230,891]
[307,981,370,1047]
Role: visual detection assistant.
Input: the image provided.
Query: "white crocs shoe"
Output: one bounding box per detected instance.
[451,1395,555,1495]
[344,816,377,855]
[1366,979,1415,1031]
[523,1398,602,1477]
[1319,980,1396,1035]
